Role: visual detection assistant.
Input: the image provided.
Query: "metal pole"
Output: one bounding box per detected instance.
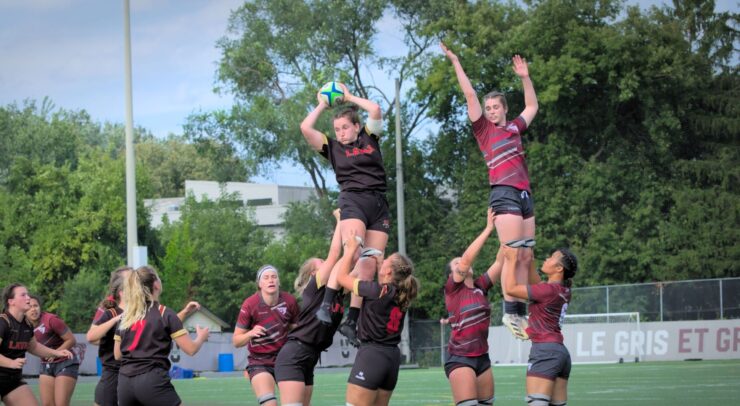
[123,0,138,265]
[395,79,410,363]
[719,279,724,319]
[395,78,406,255]
[659,283,664,322]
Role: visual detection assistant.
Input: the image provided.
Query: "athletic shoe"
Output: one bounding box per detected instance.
[338,319,360,347]
[502,313,529,340]
[315,302,333,325]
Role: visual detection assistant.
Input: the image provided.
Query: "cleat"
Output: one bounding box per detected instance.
[338,319,360,347]
[502,313,529,340]
[315,302,333,325]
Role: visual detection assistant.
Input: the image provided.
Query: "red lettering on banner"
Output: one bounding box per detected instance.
[717,328,730,352]
[695,328,709,352]
[678,329,691,353]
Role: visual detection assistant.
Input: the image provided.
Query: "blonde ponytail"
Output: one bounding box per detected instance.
[120,266,158,330]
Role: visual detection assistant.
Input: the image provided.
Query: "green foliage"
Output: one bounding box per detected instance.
[158,194,271,323]
[56,268,106,332]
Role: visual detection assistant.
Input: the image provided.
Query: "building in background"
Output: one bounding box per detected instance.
[145,180,316,238]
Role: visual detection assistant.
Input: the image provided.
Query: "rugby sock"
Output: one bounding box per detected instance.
[478,395,495,405]
[504,300,519,315]
[525,394,551,406]
[322,287,339,308]
[347,306,360,323]
[549,402,567,406]
[257,393,276,405]
[456,399,478,406]
[515,301,527,317]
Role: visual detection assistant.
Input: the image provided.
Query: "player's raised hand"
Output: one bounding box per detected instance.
[512,54,530,78]
[440,42,458,63]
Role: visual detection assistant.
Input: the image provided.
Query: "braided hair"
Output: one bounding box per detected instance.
[556,248,578,288]
[389,254,419,312]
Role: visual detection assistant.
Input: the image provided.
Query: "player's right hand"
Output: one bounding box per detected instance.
[10,357,26,369]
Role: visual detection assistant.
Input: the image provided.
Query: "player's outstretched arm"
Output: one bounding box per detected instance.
[177,301,200,321]
[300,94,330,151]
[317,209,343,288]
[512,54,538,126]
[175,325,209,356]
[339,83,382,121]
[86,313,122,344]
[441,42,482,122]
[336,229,363,293]
[485,242,506,284]
[455,209,496,283]
[28,337,72,360]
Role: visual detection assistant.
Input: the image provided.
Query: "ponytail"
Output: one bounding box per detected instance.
[101,266,132,309]
[390,254,419,312]
[120,266,159,330]
[295,258,319,296]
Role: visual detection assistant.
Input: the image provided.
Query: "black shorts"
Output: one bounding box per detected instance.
[40,357,80,378]
[444,353,492,378]
[527,342,571,381]
[338,190,391,234]
[274,339,321,386]
[348,342,401,391]
[94,368,119,406]
[118,368,181,406]
[246,364,275,381]
[0,373,27,399]
[489,185,534,219]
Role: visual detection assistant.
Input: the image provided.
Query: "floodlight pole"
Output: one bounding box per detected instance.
[395,78,410,363]
[123,0,138,265]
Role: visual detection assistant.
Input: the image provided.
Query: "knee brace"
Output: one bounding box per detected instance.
[525,393,551,406]
[257,393,276,405]
[478,395,495,405]
[456,399,479,406]
[549,401,567,406]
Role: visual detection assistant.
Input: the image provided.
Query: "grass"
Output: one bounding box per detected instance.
[28,359,740,405]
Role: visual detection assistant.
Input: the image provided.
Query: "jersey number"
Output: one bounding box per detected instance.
[128,320,147,351]
[386,307,403,334]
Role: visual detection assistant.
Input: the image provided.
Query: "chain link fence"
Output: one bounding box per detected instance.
[408,277,740,367]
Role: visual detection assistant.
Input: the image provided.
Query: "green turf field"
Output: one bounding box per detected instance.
[28,359,740,405]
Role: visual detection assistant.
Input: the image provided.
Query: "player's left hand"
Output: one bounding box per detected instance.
[512,54,530,78]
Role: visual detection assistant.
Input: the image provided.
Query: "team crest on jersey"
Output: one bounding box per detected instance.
[35,324,47,334]
[273,303,287,316]
[505,122,518,132]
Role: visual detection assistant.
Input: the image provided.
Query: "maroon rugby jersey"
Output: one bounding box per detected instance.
[92,306,122,370]
[236,291,298,366]
[287,275,344,351]
[472,115,531,192]
[526,283,571,343]
[33,312,70,363]
[320,126,387,192]
[0,312,34,378]
[114,302,187,376]
[356,281,406,346]
[444,273,493,357]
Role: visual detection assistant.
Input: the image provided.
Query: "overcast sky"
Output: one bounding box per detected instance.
[1,0,735,186]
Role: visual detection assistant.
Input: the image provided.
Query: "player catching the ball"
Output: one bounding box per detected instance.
[441,42,539,340]
[300,82,388,346]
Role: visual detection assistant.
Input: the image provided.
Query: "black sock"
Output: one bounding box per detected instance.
[515,301,527,317]
[322,287,338,306]
[504,300,518,315]
[347,306,360,322]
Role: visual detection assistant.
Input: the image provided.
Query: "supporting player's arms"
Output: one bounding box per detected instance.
[501,246,528,300]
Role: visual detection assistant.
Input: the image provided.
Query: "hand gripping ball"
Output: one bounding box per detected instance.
[319,81,344,107]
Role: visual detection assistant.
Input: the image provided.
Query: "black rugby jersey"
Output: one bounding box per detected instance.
[0,312,34,378]
[356,281,405,346]
[115,302,187,376]
[287,275,344,351]
[92,306,122,370]
[320,127,387,192]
